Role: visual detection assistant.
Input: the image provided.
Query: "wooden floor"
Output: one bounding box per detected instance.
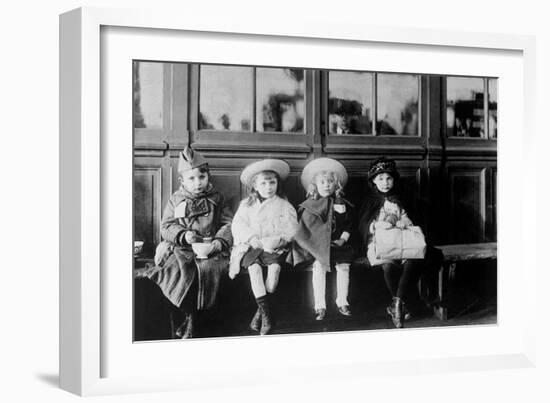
[195,296,496,340]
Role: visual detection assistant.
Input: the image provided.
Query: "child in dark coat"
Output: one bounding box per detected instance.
[358,157,424,328]
[143,147,233,339]
[294,158,354,321]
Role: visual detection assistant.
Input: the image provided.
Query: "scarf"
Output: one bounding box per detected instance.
[179,183,218,219]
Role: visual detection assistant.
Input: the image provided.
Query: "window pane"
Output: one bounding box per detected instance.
[199,65,253,131]
[376,74,419,135]
[256,68,305,133]
[446,77,485,137]
[328,71,373,135]
[133,62,163,129]
[488,79,498,139]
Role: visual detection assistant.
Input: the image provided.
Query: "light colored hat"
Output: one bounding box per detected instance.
[178,146,208,174]
[301,157,348,189]
[240,159,290,186]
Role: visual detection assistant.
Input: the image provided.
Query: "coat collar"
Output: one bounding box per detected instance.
[249,195,281,211]
[300,197,332,221]
[172,187,220,207]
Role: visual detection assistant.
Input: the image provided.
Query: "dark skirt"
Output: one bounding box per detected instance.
[330,243,354,265]
[145,246,229,310]
[241,248,289,268]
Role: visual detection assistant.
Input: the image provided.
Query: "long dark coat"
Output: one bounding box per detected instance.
[145,186,233,309]
[293,197,354,270]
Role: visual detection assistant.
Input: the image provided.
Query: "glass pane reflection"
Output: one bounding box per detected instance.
[328,71,373,135]
[256,68,305,133]
[133,62,163,129]
[199,65,253,131]
[488,79,498,139]
[376,74,419,135]
[446,77,484,137]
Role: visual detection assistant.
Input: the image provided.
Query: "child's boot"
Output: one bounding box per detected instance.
[256,295,272,335]
[386,297,404,328]
[249,308,261,333]
[182,312,195,338]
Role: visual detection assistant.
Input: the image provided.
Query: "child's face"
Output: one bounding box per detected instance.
[373,172,394,193]
[253,172,278,199]
[315,173,336,197]
[179,168,209,195]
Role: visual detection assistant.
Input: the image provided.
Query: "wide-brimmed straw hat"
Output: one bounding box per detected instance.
[301,158,348,189]
[240,159,290,186]
[367,157,400,181]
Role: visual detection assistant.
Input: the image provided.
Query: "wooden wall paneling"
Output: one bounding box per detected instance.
[486,167,497,242]
[210,171,243,214]
[396,164,424,226]
[424,160,446,244]
[448,166,487,244]
[133,163,163,258]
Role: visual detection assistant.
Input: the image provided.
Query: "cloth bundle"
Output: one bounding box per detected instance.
[374,226,427,260]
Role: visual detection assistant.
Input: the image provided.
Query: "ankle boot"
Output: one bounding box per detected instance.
[175,315,189,339]
[249,308,261,333]
[256,295,272,335]
[182,312,195,339]
[386,297,404,328]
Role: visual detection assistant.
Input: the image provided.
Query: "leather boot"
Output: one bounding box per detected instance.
[182,312,195,339]
[249,308,261,333]
[256,295,272,335]
[386,297,404,328]
[175,315,189,339]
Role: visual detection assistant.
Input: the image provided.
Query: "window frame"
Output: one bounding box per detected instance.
[133,61,189,151]
[324,69,422,138]
[442,75,498,156]
[188,63,314,154]
[322,70,427,155]
[444,75,498,140]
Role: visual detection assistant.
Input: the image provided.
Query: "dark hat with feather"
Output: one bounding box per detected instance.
[367,157,400,181]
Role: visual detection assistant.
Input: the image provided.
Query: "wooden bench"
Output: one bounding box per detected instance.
[134,242,498,324]
[348,242,497,321]
[430,242,497,320]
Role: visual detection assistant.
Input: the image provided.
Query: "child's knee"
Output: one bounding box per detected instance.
[335,263,350,273]
[312,260,326,273]
[248,263,263,276]
[267,263,281,273]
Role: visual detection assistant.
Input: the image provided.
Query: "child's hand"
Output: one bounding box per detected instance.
[395,220,408,229]
[331,238,346,247]
[249,237,263,250]
[185,231,201,244]
[208,240,222,255]
[375,221,393,230]
[273,237,288,251]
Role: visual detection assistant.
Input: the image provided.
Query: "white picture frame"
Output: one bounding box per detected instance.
[59,6,537,396]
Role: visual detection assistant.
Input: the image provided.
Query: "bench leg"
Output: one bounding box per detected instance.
[433,262,455,320]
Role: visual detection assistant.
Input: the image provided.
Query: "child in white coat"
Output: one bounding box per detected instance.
[230,159,298,335]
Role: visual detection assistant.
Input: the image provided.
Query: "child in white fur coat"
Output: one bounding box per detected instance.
[229,159,298,335]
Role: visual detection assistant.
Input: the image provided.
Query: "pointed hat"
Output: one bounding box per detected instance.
[178,146,209,174]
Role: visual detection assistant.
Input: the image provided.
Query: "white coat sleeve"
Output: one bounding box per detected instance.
[280,201,298,243]
[231,202,257,245]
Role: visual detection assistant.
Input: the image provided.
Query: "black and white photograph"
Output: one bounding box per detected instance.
[132,61,498,341]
